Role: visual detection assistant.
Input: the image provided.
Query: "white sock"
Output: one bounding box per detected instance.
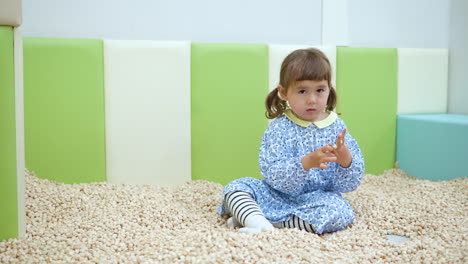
[226,217,241,228]
[240,214,274,233]
[224,191,274,233]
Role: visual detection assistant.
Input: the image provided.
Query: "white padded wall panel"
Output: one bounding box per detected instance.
[398,48,448,114]
[104,40,191,186]
[14,28,25,236]
[448,0,468,114]
[320,46,337,88]
[268,45,337,92]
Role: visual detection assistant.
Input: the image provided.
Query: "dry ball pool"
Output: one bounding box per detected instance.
[0,169,466,263]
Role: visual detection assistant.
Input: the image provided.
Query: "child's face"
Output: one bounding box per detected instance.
[279,80,330,122]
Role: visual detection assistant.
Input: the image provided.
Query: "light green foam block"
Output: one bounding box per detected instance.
[191,43,269,185]
[0,26,18,241]
[336,47,398,175]
[23,37,106,184]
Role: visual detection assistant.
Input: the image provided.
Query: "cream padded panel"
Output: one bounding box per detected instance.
[0,0,22,26]
[14,28,25,236]
[104,40,191,186]
[268,45,337,92]
[398,48,448,114]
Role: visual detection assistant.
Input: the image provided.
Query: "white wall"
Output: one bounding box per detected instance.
[448,0,468,114]
[347,0,450,48]
[20,0,322,45]
[20,0,451,49]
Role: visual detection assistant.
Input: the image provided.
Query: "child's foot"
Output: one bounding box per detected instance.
[238,226,274,234]
[239,227,263,234]
[226,217,241,228]
[239,215,274,233]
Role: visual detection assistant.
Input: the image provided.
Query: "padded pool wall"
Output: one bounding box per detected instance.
[0,26,19,241]
[191,43,269,185]
[336,47,398,175]
[23,38,106,184]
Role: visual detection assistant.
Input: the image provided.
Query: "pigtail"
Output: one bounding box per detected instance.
[327,85,338,112]
[265,89,288,119]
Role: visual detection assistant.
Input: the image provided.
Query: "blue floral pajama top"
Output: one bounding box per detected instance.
[218,110,365,234]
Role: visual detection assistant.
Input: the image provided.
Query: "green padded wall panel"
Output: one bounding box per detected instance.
[23,38,106,184]
[191,43,268,185]
[336,47,397,175]
[0,26,18,241]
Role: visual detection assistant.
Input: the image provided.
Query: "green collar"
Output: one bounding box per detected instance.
[284,109,337,128]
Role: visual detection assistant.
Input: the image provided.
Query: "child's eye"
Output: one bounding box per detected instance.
[317,89,325,93]
[299,90,306,94]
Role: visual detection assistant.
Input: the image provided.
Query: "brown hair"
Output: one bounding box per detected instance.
[265,48,337,119]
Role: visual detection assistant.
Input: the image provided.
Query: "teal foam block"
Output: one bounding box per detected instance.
[397,114,468,180]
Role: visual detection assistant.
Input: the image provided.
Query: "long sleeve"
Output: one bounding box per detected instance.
[258,123,309,197]
[330,133,365,193]
[258,115,364,197]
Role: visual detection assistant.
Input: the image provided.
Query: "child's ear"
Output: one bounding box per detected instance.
[277,85,287,101]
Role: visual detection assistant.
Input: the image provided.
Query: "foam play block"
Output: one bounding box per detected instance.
[23,37,106,184]
[397,114,468,180]
[191,43,269,185]
[397,48,448,114]
[336,47,398,175]
[0,26,18,241]
[104,40,191,186]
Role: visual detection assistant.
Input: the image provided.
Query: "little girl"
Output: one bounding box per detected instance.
[217,48,365,234]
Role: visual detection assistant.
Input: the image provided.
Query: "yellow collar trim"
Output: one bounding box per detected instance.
[284,109,337,128]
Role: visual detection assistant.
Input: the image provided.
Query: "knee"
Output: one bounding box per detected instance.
[222,177,259,197]
[321,198,355,234]
[335,200,355,227]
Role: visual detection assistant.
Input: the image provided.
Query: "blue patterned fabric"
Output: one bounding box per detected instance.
[218,113,365,234]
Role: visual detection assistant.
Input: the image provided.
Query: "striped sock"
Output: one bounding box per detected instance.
[224,191,273,233]
[273,215,316,233]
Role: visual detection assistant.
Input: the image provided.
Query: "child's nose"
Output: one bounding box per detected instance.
[307,94,316,104]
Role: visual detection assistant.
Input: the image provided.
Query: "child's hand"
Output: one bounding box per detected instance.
[301,145,337,170]
[329,128,352,168]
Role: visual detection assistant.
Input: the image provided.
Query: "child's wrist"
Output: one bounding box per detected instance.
[301,156,311,170]
[301,155,317,171]
[339,158,352,168]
